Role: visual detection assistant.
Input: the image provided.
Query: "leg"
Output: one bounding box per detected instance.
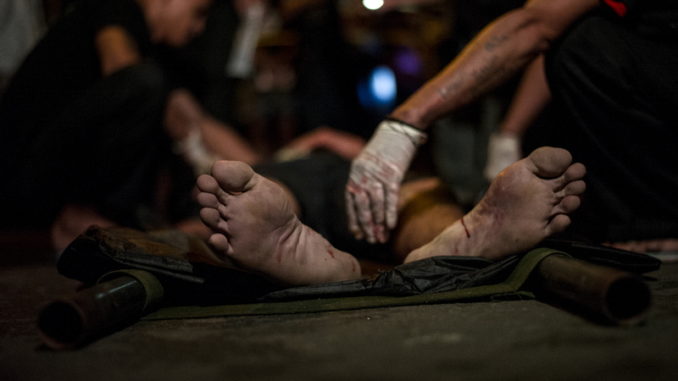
[539,16,678,242]
[164,89,261,170]
[406,146,586,262]
[197,161,360,285]
[14,63,169,227]
[51,205,116,254]
[42,64,170,251]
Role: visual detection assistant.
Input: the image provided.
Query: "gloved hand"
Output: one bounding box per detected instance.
[345,119,427,243]
[483,132,521,181]
[173,128,217,175]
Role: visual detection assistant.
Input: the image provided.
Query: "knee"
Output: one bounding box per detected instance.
[86,63,171,142]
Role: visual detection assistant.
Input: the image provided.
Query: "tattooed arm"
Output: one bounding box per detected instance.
[344,0,598,242]
[390,0,599,130]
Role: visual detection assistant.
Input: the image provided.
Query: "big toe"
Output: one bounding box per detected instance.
[211,160,256,193]
[528,146,573,178]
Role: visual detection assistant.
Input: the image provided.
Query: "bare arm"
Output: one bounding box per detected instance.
[165,89,262,167]
[95,26,141,76]
[276,126,366,161]
[500,54,550,137]
[390,0,598,129]
[200,116,262,165]
[483,55,551,180]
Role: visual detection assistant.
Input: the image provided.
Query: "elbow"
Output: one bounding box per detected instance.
[529,25,554,56]
[510,8,559,56]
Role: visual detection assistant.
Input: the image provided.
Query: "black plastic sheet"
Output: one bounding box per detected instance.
[58,227,660,304]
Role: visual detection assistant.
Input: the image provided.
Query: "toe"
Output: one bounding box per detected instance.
[197,174,220,194]
[563,162,586,182]
[528,147,573,178]
[200,207,221,229]
[547,214,572,235]
[211,161,256,193]
[197,192,219,208]
[552,166,586,192]
[208,233,233,256]
[557,180,586,197]
[554,195,581,214]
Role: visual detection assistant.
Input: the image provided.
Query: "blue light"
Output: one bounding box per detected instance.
[358,65,397,111]
[370,65,397,105]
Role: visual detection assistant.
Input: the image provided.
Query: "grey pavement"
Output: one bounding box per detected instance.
[2,249,677,381]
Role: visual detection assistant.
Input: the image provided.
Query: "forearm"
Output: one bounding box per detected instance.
[201,116,262,165]
[165,89,261,167]
[500,54,551,136]
[391,8,552,129]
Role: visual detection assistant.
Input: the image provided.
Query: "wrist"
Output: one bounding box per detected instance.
[379,118,428,147]
[360,120,426,174]
[490,132,521,150]
[388,105,431,130]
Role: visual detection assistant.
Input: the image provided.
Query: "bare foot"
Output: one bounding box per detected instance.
[391,178,464,261]
[405,147,586,262]
[196,160,361,285]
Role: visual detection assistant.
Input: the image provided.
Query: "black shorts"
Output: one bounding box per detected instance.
[254,153,392,261]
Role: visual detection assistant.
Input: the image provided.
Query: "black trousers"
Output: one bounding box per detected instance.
[254,153,391,261]
[0,64,191,228]
[540,15,678,242]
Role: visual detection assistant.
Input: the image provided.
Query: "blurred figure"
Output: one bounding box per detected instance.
[0,0,259,252]
[0,0,45,93]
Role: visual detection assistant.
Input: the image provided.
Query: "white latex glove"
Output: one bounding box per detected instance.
[173,128,218,175]
[483,132,521,181]
[345,119,427,243]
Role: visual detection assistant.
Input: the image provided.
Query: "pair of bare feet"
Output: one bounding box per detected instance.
[197,146,587,285]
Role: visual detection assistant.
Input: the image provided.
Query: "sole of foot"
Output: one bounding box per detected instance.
[196,160,360,285]
[406,146,586,262]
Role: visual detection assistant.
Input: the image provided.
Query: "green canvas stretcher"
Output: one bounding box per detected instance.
[40,226,660,349]
[142,247,554,320]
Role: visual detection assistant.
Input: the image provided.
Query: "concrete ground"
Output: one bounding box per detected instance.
[2,239,678,381]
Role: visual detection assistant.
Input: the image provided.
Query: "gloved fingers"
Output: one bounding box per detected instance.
[384,185,399,231]
[345,183,364,240]
[368,181,388,243]
[346,179,388,243]
[353,188,376,243]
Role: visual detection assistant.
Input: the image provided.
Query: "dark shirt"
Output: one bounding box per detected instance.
[600,0,678,39]
[601,0,678,16]
[0,0,151,142]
